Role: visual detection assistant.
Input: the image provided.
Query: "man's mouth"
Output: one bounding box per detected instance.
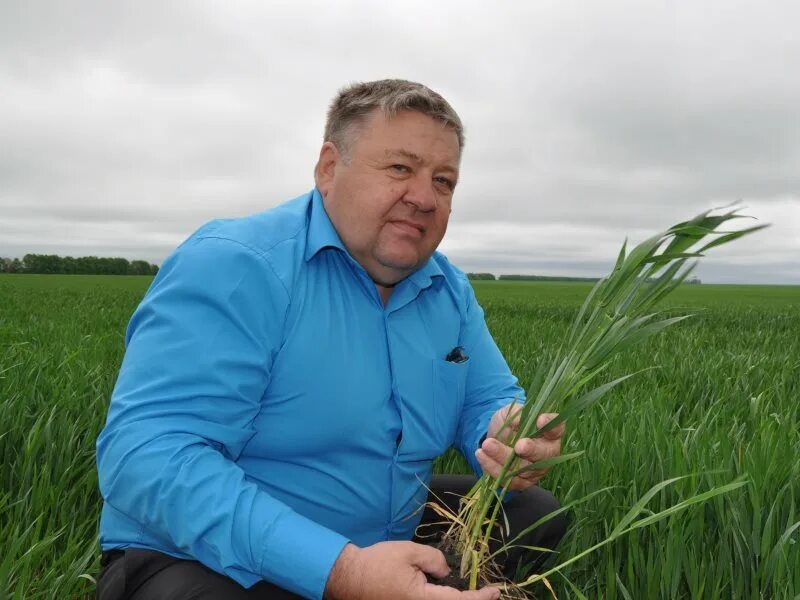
[389,220,425,238]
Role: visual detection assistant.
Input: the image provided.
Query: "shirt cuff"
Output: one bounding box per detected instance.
[259,509,350,600]
[465,410,496,477]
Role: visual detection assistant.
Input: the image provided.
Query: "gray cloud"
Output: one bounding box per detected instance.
[0,0,798,282]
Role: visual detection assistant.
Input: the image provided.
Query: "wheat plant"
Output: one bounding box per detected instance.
[443,207,768,595]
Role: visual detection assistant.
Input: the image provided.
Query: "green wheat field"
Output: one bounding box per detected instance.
[1,274,798,598]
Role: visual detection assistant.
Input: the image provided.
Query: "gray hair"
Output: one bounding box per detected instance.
[324,79,464,158]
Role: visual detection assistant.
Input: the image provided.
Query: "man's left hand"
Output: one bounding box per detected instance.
[475,404,566,491]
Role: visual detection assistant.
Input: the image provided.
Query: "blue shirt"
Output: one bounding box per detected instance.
[96,188,524,599]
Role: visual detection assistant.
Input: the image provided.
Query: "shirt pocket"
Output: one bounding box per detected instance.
[397,356,469,462]
[431,358,469,452]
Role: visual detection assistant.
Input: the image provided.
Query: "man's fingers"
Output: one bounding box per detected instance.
[504,403,523,427]
[475,447,503,480]
[408,542,450,579]
[478,431,561,490]
[481,436,517,463]
[425,583,501,600]
[463,586,502,599]
[536,413,566,440]
[481,438,514,464]
[518,469,545,486]
[489,403,522,442]
[513,436,560,462]
[476,445,525,489]
[476,445,531,491]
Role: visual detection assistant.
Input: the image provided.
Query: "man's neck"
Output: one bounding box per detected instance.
[376,283,393,305]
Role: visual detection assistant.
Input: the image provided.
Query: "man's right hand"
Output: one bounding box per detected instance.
[325,542,501,600]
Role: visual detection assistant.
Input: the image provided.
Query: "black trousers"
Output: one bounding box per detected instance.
[96,475,567,600]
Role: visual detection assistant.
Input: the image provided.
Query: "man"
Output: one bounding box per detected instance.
[96,79,566,600]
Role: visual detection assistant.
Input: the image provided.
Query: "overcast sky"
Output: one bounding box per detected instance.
[1,1,798,283]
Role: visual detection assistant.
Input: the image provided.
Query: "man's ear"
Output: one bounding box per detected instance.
[314,142,341,196]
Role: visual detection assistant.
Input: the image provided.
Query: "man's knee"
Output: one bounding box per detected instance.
[95,549,301,600]
[513,486,568,548]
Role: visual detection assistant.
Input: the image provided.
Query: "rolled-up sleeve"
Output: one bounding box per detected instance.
[454,283,525,476]
[96,235,349,599]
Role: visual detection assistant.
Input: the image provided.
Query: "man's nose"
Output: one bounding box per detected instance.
[402,176,437,212]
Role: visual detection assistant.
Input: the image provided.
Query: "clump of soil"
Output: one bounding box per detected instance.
[425,536,470,590]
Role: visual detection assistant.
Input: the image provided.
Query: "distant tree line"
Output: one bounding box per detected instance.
[467,273,701,284]
[467,273,601,282]
[0,254,159,276]
[498,274,602,282]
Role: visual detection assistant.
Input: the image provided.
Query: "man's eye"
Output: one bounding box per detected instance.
[434,177,454,191]
[391,164,410,173]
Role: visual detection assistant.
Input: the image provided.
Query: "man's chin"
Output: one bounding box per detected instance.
[364,257,422,287]
[376,253,423,274]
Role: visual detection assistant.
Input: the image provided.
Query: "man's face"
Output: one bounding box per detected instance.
[316,109,461,286]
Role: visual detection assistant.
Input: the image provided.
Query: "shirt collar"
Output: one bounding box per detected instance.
[304,187,445,290]
[407,251,445,289]
[304,188,347,262]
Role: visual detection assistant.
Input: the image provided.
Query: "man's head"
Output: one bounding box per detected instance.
[315,79,464,288]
